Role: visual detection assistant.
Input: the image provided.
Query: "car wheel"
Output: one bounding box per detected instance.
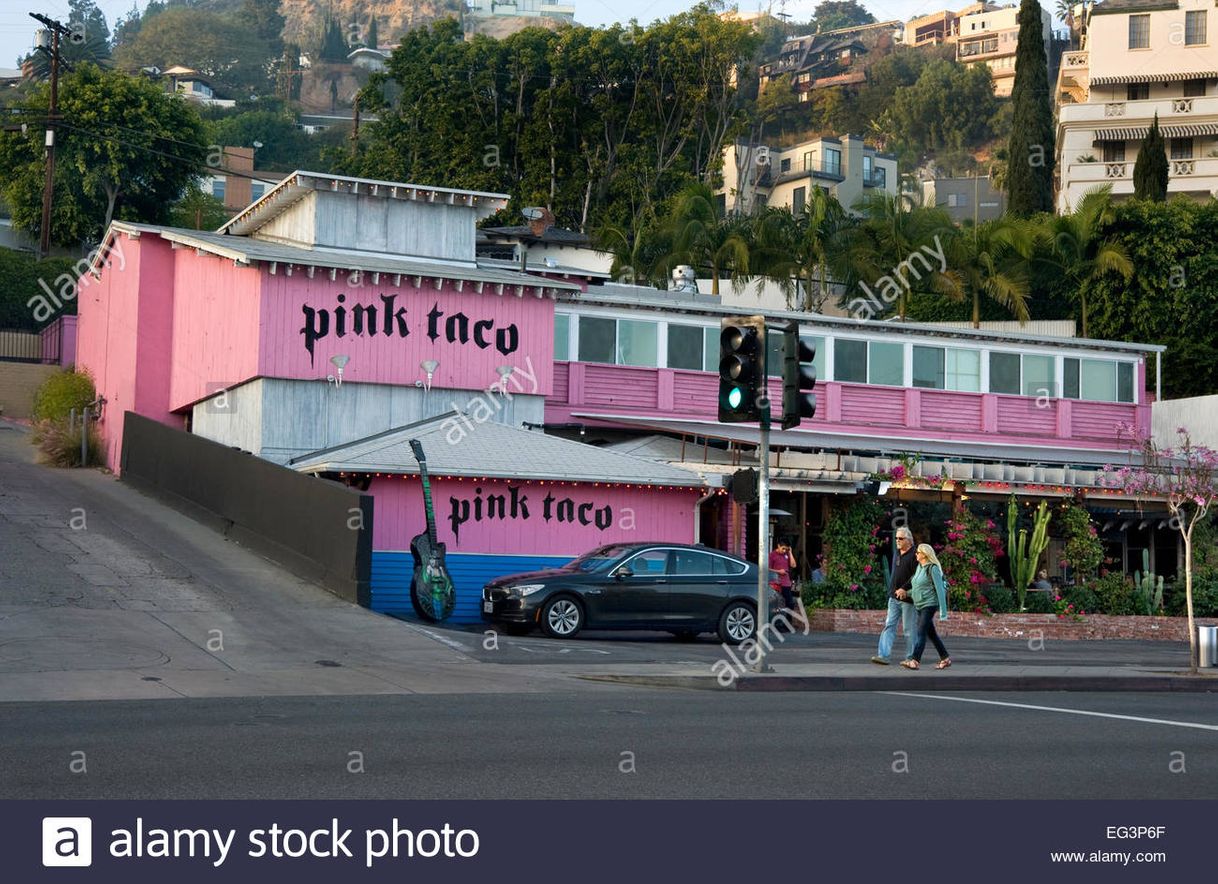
[668,630,700,642]
[717,601,757,645]
[540,596,584,639]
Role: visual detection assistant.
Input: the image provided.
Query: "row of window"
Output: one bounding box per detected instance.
[554,313,1137,403]
[1101,137,1206,162]
[1125,80,1208,101]
[1129,11,1207,48]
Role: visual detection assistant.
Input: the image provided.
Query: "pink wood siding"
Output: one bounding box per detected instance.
[551,359,569,402]
[168,250,262,412]
[257,274,554,396]
[996,396,1058,436]
[370,476,699,555]
[546,362,1145,454]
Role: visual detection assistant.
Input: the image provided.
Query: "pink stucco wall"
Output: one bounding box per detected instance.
[257,274,554,396]
[370,476,699,555]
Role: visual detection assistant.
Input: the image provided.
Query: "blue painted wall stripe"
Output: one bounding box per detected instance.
[370,551,571,624]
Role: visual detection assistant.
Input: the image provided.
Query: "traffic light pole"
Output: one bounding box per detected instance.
[753,403,773,673]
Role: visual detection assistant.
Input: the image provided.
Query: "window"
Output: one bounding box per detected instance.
[780,157,792,173]
[616,319,658,367]
[989,351,1020,394]
[251,182,266,201]
[1102,141,1126,162]
[1065,358,1136,403]
[667,324,704,371]
[792,186,806,215]
[869,341,904,386]
[554,313,570,361]
[1128,14,1150,49]
[1023,354,1055,398]
[712,554,747,575]
[670,550,716,575]
[803,151,813,171]
[946,348,981,392]
[912,346,980,392]
[862,155,872,180]
[624,549,669,576]
[1185,10,1207,45]
[1171,138,1194,160]
[912,346,945,389]
[824,147,841,176]
[1183,79,1207,97]
[211,179,226,201]
[871,166,886,189]
[835,338,867,383]
[1127,83,1149,101]
[578,316,615,364]
[703,327,719,372]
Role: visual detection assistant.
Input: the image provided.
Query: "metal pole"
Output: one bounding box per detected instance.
[753,404,773,673]
[80,406,89,466]
[38,25,60,259]
[68,407,76,435]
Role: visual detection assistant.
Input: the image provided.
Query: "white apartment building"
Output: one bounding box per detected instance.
[719,135,899,216]
[1055,0,1218,212]
[956,2,1052,97]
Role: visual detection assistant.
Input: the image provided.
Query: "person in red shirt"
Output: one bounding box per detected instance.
[768,539,799,612]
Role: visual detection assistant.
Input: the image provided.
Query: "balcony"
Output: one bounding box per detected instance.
[547,362,1148,458]
[1058,94,1218,126]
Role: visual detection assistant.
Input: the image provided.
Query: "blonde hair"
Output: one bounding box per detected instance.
[916,543,942,569]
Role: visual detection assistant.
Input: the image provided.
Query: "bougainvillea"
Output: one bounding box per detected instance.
[819,496,887,608]
[938,509,1004,613]
[1059,499,1103,581]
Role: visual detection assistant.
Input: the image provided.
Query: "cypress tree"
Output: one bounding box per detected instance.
[1133,113,1169,201]
[1005,0,1055,216]
[366,16,379,49]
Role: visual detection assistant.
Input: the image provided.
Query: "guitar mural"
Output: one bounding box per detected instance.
[408,438,456,622]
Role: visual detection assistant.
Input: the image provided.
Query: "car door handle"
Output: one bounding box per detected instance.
[587,589,602,594]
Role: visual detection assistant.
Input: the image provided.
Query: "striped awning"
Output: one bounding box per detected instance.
[1090,71,1218,86]
[1093,122,1218,141]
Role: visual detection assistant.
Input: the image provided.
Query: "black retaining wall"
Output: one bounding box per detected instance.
[120,411,372,605]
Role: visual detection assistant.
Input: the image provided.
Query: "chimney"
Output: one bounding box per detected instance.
[527,207,555,238]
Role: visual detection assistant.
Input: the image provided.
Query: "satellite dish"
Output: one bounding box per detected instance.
[521,207,544,220]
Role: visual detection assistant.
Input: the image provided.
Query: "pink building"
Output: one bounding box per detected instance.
[76,168,1174,615]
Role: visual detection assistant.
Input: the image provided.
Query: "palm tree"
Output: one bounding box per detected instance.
[1046,185,1134,337]
[829,192,956,321]
[940,217,1036,328]
[663,183,752,296]
[752,188,851,312]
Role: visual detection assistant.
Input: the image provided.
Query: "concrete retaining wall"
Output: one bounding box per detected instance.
[0,362,56,419]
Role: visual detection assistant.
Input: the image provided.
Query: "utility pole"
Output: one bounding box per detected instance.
[31,13,66,259]
[754,401,773,673]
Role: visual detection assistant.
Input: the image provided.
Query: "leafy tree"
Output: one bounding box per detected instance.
[1082,199,1218,398]
[0,64,207,245]
[0,247,79,331]
[1133,113,1169,201]
[1005,0,1055,216]
[752,190,850,311]
[208,110,313,171]
[1045,186,1132,336]
[661,182,751,295]
[113,7,277,97]
[319,11,350,62]
[812,1,875,32]
[879,58,998,164]
[240,0,286,48]
[169,184,230,230]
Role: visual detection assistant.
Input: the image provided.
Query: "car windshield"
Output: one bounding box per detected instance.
[564,545,633,573]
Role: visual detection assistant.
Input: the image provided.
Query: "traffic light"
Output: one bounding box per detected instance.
[780,321,817,430]
[718,315,767,423]
[729,468,758,504]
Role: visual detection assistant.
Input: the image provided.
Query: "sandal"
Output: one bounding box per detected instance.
[936,658,952,670]
[899,659,919,670]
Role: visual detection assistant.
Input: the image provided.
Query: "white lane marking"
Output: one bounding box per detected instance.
[885,692,1218,732]
[397,622,471,654]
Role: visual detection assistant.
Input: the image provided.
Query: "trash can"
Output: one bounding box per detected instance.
[1200,626,1218,668]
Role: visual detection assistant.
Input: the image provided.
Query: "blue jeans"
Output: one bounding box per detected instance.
[910,605,949,663]
[876,596,916,660]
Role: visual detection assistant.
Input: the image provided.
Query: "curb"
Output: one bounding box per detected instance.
[577,673,1218,693]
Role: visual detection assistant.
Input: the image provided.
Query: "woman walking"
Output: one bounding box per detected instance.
[898,543,951,670]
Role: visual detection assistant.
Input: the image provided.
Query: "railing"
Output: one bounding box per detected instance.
[547,362,1147,450]
[1062,51,1088,68]
[1069,157,1218,185]
[1059,93,1218,124]
[1104,102,1125,117]
[0,329,42,363]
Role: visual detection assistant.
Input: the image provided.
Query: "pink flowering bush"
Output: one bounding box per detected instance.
[938,509,1004,613]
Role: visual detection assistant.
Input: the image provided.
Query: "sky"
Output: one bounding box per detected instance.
[0,1,1058,71]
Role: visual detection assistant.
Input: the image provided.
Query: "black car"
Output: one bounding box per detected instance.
[481,542,777,644]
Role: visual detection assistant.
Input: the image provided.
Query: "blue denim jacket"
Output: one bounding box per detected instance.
[910,563,949,620]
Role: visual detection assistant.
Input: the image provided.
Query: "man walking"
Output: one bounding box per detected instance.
[871,526,918,665]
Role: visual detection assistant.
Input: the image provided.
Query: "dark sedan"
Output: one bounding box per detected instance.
[480,542,776,644]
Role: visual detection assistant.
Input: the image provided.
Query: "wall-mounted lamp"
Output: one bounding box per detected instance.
[495,364,515,393]
[420,359,439,391]
[327,354,350,387]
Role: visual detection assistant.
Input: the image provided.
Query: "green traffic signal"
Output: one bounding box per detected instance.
[727,386,744,409]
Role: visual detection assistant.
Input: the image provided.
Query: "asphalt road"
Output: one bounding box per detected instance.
[2,690,1215,799]
[411,617,1194,669]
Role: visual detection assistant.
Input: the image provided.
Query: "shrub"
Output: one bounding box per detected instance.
[984,583,1017,613]
[1062,584,1099,616]
[32,369,95,421]
[1023,591,1055,614]
[1059,501,1103,581]
[1088,573,1138,615]
[939,509,1003,613]
[820,497,887,605]
[1165,571,1218,619]
[32,419,104,467]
